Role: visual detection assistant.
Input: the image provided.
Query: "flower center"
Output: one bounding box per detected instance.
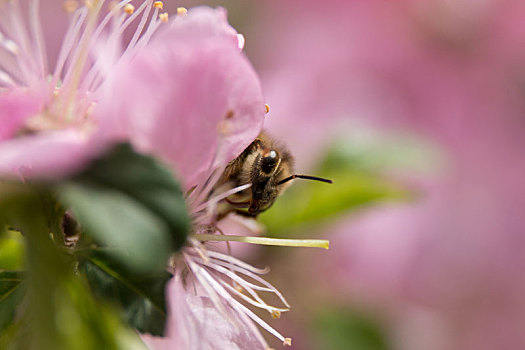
[1,1,185,136]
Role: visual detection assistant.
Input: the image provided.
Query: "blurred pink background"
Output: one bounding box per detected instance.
[225,1,525,349]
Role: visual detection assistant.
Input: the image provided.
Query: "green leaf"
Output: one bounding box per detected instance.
[259,171,409,234]
[258,132,441,234]
[58,143,190,274]
[60,183,172,274]
[0,271,25,333]
[0,182,148,349]
[79,250,171,336]
[0,230,25,270]
[72,143,189,249]
[313,307,390,350]
[319,129,446,175]
[18,201,147,350]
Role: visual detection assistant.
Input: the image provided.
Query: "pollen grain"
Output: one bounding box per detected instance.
[124,3,135,15]
[177,7,188,16]
[159,12,169,23]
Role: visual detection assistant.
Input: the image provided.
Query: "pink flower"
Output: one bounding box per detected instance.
[0,1,261,184]
[1,1,297,348]
[145,271,273,350]
[91,6,296,346]
[0,0,106,178]
[96,5,263,191]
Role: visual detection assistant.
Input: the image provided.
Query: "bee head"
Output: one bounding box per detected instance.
[248,149,281,215]
[260,149,280,175]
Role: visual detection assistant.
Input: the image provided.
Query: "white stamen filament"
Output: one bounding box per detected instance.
[199,257,289,311]
[194,234,330,249]
[218,270,289,313]
[0,34,20,55]
[81,0,131,90]
[193,183,252,214]
[52,7,88,86]
[0,69,15,86]
[221,281,288,316]
[206,250,270,275]
[0,43,23,87]
[186,249,292,308]
[124,0,153,54]
[29,0,47,78]
[60,0,104,118]
[205,256,290,308]
[114,1,147,39]
[133,6,161,50]
[229,291,290,346]
[91,0,132,49]
[185,255,274,348]
[3,1,34,84]
[190,163,226,209]
[185,254,247,326]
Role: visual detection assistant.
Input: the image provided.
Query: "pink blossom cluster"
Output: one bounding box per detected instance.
[0,1,292,349]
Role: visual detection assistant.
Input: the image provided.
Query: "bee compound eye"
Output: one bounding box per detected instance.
[261,150,278,174]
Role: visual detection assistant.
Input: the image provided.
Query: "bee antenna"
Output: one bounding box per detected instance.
[277,174,333,186]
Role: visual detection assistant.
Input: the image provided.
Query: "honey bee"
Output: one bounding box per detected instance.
[212,131,332,219]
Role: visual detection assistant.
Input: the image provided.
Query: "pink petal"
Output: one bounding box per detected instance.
[96,7,264,190]
[142,276,266,350]
[0,87,47,141]
[0,129,102,180]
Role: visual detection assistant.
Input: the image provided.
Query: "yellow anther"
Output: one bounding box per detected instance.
[153,1,163,9]
[271,310,281,319]
[234,284,243,293]
[264,104,270,114]
[124,3,135,14]
[84,0,93,9]
[62,0,79,13]
[177,7,188,16]
[283,338,292,346]
[159,13,169,23]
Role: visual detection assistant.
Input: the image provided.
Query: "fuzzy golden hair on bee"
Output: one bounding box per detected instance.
[211,130,332,220]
